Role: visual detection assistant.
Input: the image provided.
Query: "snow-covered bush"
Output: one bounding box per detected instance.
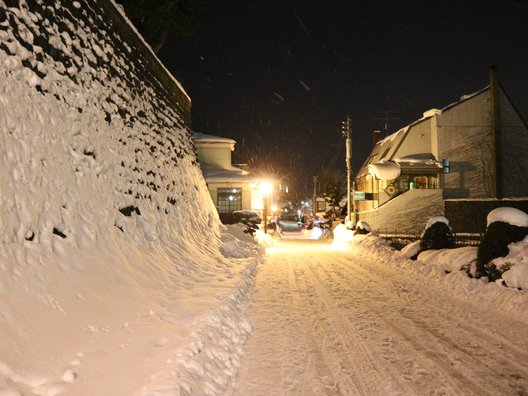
[494,236,528,289]
[233,210,262,236]
[420,216,455,252]
[476,208,528,281]
[354,220,372,235]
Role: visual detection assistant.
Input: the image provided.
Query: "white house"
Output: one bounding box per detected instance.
[194,132,269,223]
[355,69,528,232]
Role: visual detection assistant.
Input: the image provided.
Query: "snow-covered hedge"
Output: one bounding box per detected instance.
[477,208,528,281]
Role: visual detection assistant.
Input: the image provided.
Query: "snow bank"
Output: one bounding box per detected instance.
[418,246,477,273]
[350,236,528,324]
[0,2,262,395]
[493,236,528,289]
[400,240,421,258]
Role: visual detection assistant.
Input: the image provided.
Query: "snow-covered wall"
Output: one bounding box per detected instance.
[358,189,444,233]
[0,1,246,394]
[0,0,216,249]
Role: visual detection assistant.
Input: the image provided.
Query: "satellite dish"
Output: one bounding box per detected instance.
[385,185,397,196]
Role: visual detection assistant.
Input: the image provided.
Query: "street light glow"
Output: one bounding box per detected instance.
[259,181,273,195]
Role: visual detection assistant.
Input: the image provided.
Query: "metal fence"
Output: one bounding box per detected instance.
[377,231,483,250]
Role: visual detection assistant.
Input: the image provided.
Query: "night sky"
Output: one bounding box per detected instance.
[158,0,528,196]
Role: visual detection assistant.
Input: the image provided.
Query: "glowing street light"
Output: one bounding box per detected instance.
[259,181,273,195]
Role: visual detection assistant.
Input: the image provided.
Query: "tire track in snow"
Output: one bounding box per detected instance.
[230,240,528,395]
[314,262,499,395]
[287,259,367,395]
[343,250,528,376]
[294,260,423,395]
[326,251,528,395]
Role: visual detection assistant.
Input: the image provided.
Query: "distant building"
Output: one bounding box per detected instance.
[194,132,269,223]
[355,69,528,232]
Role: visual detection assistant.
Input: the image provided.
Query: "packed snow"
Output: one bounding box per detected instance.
[487,206,528,227]
[229,234,528,395]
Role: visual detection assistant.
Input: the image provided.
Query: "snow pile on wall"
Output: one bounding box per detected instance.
[0,1,260,394]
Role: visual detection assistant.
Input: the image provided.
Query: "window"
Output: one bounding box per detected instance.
[217,188,242,213]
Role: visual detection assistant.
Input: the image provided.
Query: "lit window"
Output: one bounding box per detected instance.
[217,188,242,213]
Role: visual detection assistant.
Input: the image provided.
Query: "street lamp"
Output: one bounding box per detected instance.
[259,181,273,233]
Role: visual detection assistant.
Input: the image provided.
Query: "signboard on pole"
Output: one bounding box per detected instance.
[354,191,366,200]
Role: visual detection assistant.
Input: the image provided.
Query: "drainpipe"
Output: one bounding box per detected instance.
[490,65,502,199]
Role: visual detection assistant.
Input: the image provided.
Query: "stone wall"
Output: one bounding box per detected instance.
[0,0,218,249]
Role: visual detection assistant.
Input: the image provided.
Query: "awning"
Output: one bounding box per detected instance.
[368,158,442,180]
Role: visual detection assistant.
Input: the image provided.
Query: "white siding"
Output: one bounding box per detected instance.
[500,91,528,196]
[391,118,432,159]
[437,91,494,199]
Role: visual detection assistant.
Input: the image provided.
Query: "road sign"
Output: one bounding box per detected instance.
[354,191,366,200]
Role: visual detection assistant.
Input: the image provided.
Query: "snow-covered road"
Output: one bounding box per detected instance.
[229,239,528,395]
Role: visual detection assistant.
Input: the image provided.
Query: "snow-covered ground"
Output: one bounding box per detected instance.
[229,235,528,395]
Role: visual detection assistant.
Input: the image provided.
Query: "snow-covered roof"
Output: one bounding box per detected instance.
[200,164,256,183]
[358,85,491,179]
[368,161,401,180]
[367,158,441,180]
[376,126,407,147]
[394,157,442,171]
[441,86,489,113]
[421,108,442,118]
[194,132,236,144]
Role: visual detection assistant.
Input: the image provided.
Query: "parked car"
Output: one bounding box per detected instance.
[277,213,305,234]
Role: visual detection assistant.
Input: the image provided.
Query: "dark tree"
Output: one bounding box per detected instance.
[319,168,344,214]
[116,0,206,53]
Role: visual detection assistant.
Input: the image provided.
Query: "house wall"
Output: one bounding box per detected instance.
[356,175,376,212]
[358,189,444,233]
[499,91,528,196]
[196,144,232,169]
[437,91,495,199]
[391,118,432,159]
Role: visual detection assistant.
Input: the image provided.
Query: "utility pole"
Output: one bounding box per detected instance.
[341,115,354,227]
[312,176,318,214]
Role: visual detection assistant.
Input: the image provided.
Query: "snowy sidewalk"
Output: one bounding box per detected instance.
[229,239,528,395]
